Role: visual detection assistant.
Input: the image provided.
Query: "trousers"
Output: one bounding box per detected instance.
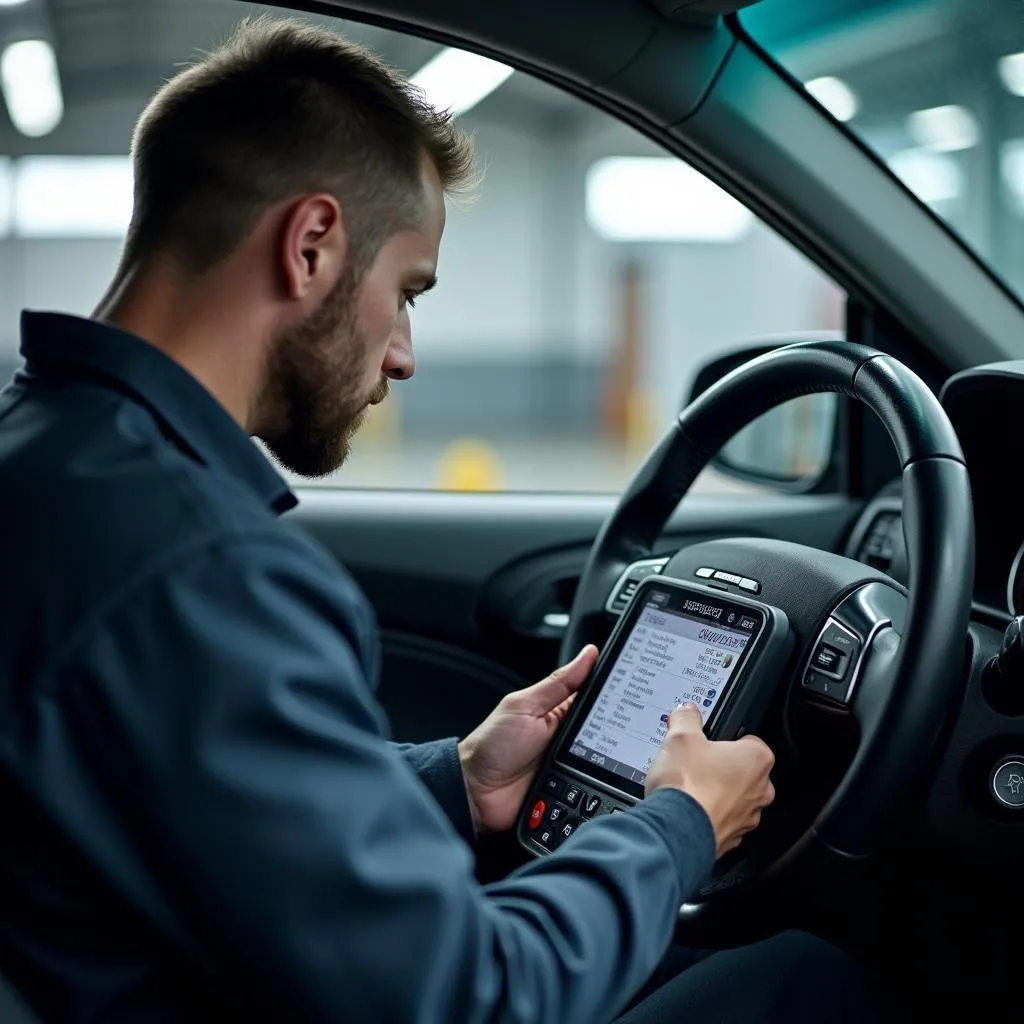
[615,930,882,1023]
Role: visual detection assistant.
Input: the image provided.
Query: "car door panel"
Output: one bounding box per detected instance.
[286,489,862,741]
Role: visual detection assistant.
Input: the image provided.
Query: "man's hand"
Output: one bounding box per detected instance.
[458,645,599,834]
[645,703,775,859]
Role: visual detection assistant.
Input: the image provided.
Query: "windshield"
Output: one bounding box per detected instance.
[744,0,1024,303]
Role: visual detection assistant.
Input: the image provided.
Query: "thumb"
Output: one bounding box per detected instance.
[518,645,599,711]
[669,702,705,735]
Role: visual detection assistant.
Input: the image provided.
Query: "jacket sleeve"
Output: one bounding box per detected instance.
[43,529,716,1024]
[390,739,477,844]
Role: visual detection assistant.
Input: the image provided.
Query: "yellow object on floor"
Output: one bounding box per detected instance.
[437,438,504,491]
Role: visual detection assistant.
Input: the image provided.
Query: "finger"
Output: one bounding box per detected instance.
[668,703,704,735]
[763,781,776,807]
[514,645,599,713]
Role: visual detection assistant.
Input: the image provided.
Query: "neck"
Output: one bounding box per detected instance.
[94,257,268,433]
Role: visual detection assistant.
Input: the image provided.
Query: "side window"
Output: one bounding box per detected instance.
[0,5,844,495]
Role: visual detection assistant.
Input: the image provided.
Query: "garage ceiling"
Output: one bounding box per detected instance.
[0,0,586,150]
[6,1,1024,189]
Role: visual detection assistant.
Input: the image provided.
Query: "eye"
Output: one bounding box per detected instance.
[402,291,418,310]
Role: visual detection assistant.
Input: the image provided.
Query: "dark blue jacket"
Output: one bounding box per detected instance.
[0,312,715,1023]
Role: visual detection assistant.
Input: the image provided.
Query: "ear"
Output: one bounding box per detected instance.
[279,193,347,301]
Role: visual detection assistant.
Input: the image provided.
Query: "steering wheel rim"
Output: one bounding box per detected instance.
[561,341,973,897]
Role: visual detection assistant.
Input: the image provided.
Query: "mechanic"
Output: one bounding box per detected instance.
[0,15,880,1024]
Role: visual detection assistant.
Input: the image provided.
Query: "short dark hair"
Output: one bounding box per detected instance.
[121,15,476,275]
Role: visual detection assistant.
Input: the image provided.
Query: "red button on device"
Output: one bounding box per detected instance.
[529,799,546,830]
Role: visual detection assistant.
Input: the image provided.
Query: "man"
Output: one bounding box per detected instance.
[0,15,878,1024]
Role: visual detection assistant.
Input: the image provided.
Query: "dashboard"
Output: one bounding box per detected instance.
[844,361,1024,629]
[837,361,1024,867]
[941,363,1024,620]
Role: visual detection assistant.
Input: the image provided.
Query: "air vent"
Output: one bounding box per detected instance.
[856,512,902,571]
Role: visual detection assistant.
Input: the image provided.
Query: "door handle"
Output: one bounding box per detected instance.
[541,611,569,633]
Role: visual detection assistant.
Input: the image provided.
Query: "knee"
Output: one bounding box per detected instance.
[765,930,874,1006]
[771,929,856,964]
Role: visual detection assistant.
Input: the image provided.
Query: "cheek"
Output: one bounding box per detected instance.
[366,319,398,385]
[358,285,400,354]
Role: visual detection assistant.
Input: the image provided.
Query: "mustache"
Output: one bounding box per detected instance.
[369,378,390,405]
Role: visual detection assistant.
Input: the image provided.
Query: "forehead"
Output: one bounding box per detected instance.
[416,155,446,244]
[378,159,446,269]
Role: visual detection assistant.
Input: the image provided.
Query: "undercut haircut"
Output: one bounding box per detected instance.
[120,14,476,277]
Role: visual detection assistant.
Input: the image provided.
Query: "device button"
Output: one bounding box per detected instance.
[713,570,743,585]
[739,577,761,594]
[582,793,602,817]
[802,667,852,704]
[696,567,715,579]
[559,818,582,844]
[564,785,582,808]
[547,803,569,825]
[536,826,557,850]
[991,759,1024,809]
[528,799,546,830]
[542,775,565,798]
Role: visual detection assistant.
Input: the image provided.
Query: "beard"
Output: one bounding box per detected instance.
[256,266,389,478]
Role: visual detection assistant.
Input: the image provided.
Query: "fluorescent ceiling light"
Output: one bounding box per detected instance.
[805,76,859,122]
[14,156,133,237]
[998,52,1024,97]
[586,157,753,243]
[1,39,63,137]
[906,104,980,153]
[0,158,11,236]
[410,47,513,116]
[0,0,33,7]
[887,148,962,204]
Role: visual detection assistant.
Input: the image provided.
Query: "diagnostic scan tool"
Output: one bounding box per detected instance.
[518,575,792,855]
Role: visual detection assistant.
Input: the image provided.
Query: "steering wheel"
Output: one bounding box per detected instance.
[561,341,973,936]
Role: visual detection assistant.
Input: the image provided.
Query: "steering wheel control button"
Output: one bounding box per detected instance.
[605,557,671,615]
[821,620,860,658]
[713,570,743,585]
[812,643,848,679]
[528,799,546,830]
[803,617,867,706]
[696,567,715,578]
[991,759,1024,809]
[542,776,565,798]
[803,668,852,704]
[582,793,602,817]
[563,785,582,808]
[739,577,761,594]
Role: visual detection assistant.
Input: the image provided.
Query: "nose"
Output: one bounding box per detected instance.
[383,319,415,381]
